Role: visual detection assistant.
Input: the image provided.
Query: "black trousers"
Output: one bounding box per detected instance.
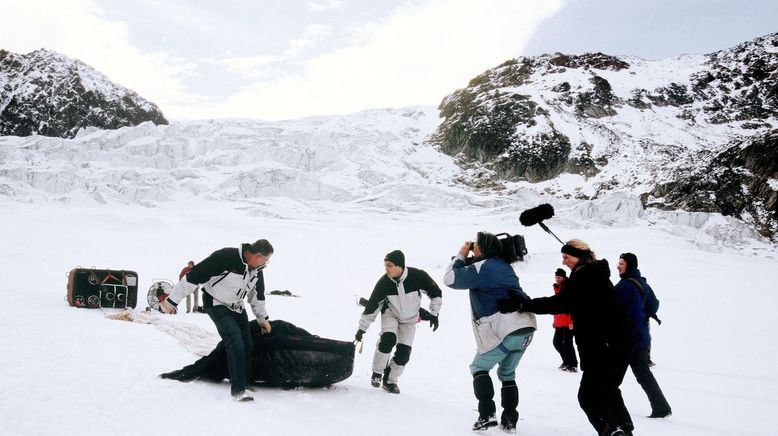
[553,327,578,367]
[630,347,671,414]
[206,305,253,394]
[578,350,633,434]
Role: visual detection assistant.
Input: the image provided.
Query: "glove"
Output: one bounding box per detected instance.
[355,329,365,341]
[496,297,522,314]
[418,308,439,331]
[260,319,272,334]
[159,298,177,314]
[428,314,439,332]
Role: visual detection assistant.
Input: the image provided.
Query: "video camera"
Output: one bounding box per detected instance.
[463,232,528,264]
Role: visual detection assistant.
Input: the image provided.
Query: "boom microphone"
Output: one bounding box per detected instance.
[519,203,555,226]
[519,203,564,244]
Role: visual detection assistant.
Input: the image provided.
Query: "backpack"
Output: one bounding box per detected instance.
[627,277,662,325]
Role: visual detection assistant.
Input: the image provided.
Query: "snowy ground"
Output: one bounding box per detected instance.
[1,199,776,436]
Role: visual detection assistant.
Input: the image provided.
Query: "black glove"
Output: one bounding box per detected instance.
[429,314,439,332]
[355,329,365,341]
[496,297,522,313]
[418,308,439,331]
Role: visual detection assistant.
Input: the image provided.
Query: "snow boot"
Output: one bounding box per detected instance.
[371,372,382,388]
[473,371,496,429]
[472,415,498,431]
[500,380,518,433]
[382,382,400,394]
[599,424,625,436]
[649,409,672,418]
[231,390,254,402]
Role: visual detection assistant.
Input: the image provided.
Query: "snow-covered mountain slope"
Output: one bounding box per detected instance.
[0,49,167,138]
[431,33,778,240]
[0,107,490,212]
[0,104,772,251]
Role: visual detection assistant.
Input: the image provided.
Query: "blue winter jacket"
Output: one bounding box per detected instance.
[443,256,530,320]
[614,269,659,350]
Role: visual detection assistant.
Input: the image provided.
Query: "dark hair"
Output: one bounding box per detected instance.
[476,231,518,263]
[246,239,274,255]
[619,252,638,273]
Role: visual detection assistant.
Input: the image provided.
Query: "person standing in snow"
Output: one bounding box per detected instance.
[443,231,536,433]
[160,240,274,402]
[179,260,202,313]
[354,250,443,394]
[501,239,634,436]
[552,268,578,373]
[615,253,672,419]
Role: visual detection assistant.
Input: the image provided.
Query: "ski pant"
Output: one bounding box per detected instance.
[469,330,533,423]
[206,305,253,394]
[578,349,633,435]
[372,315,416,384]
[630,347,671,415]
[553,327,578,367]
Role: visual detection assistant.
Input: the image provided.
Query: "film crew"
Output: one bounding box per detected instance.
[355,250,443,394]
[443,231,536,432]
[615,253,671,419]
[552,268,578,373]
[501,239,634,436]
[160,240,274,402]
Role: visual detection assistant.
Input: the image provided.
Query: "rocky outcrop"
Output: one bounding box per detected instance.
[0,49,167,138]
[647,131,778,240]
[429,32,778,240]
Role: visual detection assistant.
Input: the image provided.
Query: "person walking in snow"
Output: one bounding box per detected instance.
[160,239,274,402]
[501,239,634,436]
[179,260,203,313]
[552,268,578,373]
[354,250,443,394]
[615,253,672,419]
[443,231,536,432]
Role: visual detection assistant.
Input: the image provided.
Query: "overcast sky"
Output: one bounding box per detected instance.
[1,0,775,121]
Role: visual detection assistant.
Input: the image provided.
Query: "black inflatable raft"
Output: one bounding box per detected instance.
[160,319,355,388]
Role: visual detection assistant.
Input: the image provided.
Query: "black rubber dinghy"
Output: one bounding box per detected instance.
[160,319,355,388]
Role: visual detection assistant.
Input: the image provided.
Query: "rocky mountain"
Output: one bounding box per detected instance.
[430,32,778,240]
[0,49,167,138]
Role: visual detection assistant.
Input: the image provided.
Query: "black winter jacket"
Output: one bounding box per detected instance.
[523,259,632,371]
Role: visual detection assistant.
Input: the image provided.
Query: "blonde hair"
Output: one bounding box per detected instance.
[566,239,596,261]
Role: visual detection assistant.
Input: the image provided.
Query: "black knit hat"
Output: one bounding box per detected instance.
[619,252,638,273]
[555,268,567,278]
[384,250,405,268]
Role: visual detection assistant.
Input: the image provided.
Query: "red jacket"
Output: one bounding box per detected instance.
[552,283,573,329]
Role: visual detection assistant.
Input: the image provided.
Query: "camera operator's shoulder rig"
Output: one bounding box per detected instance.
[456,233,528,265]
[496,232,528,262]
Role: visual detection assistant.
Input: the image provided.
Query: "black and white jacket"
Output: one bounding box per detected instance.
[358,267,443,331]
[167,244,268,319]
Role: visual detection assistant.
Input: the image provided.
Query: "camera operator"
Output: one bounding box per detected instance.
[442,231,536,432]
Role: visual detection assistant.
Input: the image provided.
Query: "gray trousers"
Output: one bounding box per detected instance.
[372,315,416,384]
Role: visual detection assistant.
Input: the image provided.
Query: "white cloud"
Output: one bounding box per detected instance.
[0,0,206,117]
[285,24,332,57]
[0,0,564,121]
[309,0,346,12]
[217,0,564,120]
[201,54,281,78]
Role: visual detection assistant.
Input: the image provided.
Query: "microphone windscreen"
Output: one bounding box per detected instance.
[519,203,555,226]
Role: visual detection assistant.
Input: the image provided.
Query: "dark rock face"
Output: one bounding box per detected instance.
[548,52,631,71]
[648,131,778,240]
[0,49,167,138]
[430,32,778,239]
